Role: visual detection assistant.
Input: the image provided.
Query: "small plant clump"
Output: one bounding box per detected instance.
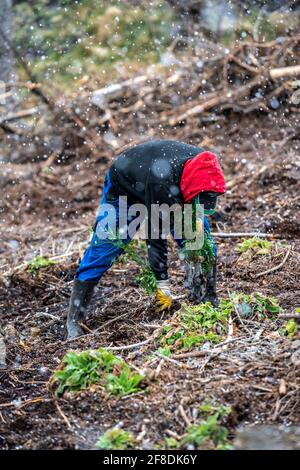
[112,238,157,294]
[96,428,136,450]
[157,292,282,354]
[27,255,57,272]
[183,230,215,276]
[135,265,158,294]
[53,348,145,398]
[164,402,232,450]
[237,237,272,258]
[122,242,157,293]
[231,292,282,319]
[158,300,232,352]
[278,319,298,339]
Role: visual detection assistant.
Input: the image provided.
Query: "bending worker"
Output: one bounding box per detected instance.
[67,140,226,339]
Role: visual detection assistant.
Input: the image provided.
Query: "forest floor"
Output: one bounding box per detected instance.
[0,99,300,449]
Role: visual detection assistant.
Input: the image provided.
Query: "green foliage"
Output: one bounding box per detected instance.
[27,255,57,272]
[279,319,298,339]
[106,365,144,396]
[156,346,171,357]
[164,402,232,450]
[183,231,215,275]
[53,348,144,397]
[96,428,136,450]
[237,238,272,257]
[13,0,174,85]
[135,266,157,294]
[230,292,282,319]
[252,293,282,317]
[181,415,232,450]
[113,238,157,294]
[182,332,220,350]
[159,301,232,352]
[158,292,282,354]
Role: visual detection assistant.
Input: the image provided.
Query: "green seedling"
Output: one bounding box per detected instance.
[158,301,232,352]
[164,402,232,450]
[156,346,172,357]
[53,348,144,398]
[27,255,57,272]
[96,428,136,450]
[109,235,157,294]
[230,292,282,319]
[135,266,157,294]
[180,417,232,450]
[106,365,144,396]
[182,231,215,275]
[237,237,272,256]
[278,319,298,339]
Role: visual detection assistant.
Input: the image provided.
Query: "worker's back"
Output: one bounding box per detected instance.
[109,140,203,203]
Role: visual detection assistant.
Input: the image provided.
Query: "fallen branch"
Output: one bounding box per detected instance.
[172,337,243,360]
[178,404,192,427]
[168,75,264,125]
[0,107,41,125]
[270,65,300,79]
[154,352,193,369]
[212,232,278,238]
[0,396,50,409]
[92,75,150,108]
[104,338,151,351]
[278,313,300,320]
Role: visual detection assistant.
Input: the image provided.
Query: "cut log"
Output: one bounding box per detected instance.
[270,65,300,79]
[91,76,149,108]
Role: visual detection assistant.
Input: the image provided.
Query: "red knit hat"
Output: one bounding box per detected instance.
[180,151,226,202]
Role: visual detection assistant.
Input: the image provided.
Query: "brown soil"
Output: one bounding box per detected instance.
[0,101,300,449]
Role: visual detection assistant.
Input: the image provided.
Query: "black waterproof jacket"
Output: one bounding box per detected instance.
[109,140,204,280]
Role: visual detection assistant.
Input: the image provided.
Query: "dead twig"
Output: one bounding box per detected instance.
[278,313,300,320]
[256,245,291,278]
[212,232,278,238]
[105,338,152,351]
[154,352,193,369]
[178,404,192,427]
[54,400,71,428]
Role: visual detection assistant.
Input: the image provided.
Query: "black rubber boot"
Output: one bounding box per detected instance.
[202,258,219,307]
[184,261,207,302]
[66,279,96,339]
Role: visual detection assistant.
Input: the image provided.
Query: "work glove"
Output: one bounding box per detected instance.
[155,279,173,312]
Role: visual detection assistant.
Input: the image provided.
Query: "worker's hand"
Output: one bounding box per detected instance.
[155,280,173,312]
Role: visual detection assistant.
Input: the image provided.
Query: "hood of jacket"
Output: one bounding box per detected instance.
[180,150,226,202]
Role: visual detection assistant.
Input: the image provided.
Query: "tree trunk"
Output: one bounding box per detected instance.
[0,0,14,85]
